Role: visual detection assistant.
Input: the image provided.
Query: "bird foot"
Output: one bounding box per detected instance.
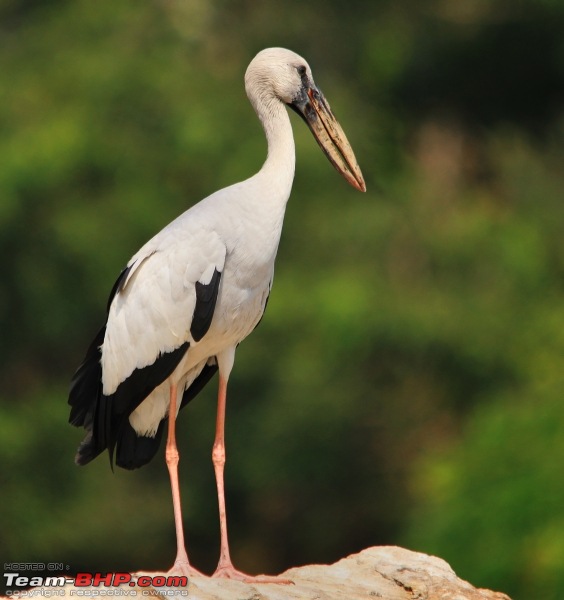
[212,564,293,584]
[167,559,205,579]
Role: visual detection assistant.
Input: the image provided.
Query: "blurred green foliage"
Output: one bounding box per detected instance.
[1,1,563,599]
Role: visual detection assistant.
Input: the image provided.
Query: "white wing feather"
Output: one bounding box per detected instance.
[101,212,227,396]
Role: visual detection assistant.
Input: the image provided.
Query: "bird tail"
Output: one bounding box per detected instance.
[68,326,200,470]
[68,324,168,469]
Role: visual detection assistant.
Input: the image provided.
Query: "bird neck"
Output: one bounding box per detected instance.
[256,98,296,197]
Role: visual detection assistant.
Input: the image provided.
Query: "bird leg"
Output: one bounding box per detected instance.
[165,382,203,578]
[211,376,292,584]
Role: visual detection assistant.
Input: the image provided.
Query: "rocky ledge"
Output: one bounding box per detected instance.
[184,546,512,599]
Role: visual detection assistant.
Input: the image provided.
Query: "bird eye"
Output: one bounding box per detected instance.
[297,65,307,77]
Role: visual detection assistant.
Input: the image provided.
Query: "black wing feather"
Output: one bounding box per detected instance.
[190,268,221,342]
[180,361,218,409]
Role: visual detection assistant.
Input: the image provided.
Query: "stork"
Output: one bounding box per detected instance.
[69,47,365,583]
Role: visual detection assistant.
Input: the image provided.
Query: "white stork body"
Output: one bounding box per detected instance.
[105,164,292,435]
[69,47,365,582]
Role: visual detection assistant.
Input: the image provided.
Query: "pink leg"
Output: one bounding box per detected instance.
[211,376,292,584]
[165,382,203,578]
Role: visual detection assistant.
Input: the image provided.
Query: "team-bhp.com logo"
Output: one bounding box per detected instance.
[4,564,188,597]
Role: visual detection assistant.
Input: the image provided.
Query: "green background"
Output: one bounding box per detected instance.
[1,2,563,599]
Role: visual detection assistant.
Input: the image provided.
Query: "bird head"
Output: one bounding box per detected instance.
[245,48,366,192]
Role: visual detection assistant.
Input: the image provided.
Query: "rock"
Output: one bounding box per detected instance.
[184,546,512,599]
[3,547,512,600]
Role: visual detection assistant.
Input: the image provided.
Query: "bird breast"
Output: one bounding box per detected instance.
[212,246,274,344]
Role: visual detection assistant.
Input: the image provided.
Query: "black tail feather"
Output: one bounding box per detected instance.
[69,326,106,429]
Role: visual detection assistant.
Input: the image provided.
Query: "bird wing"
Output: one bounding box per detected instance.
[101,225,227,397]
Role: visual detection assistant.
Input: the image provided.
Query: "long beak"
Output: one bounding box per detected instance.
[291,85,366,192]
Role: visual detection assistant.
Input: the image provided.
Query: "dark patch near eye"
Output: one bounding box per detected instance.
[297,65,307,77]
